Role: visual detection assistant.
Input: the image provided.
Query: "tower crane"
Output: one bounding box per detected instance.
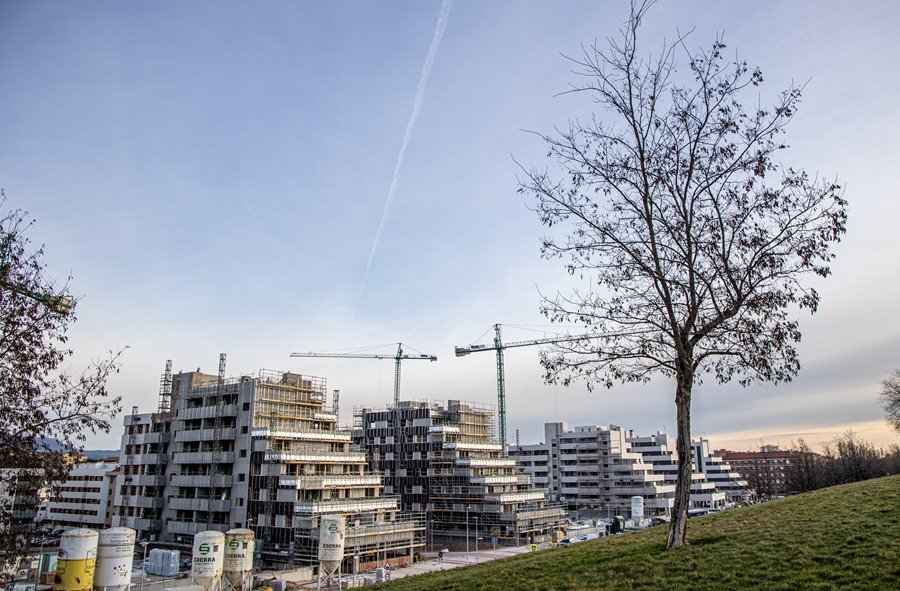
[290,343,437,405]
[455,324,593,456]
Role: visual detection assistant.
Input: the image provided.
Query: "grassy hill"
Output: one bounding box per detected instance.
[379,475,900,590]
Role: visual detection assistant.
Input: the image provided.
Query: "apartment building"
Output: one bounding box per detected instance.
[627,432,725,509]
[46,460,118,529]
[718,445,796,497]
[115,359,424,571]
[512,423,753,519]
[353,401,567,546]
[691,438,750,503]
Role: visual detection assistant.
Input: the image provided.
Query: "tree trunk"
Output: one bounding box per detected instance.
[667,366,693,549]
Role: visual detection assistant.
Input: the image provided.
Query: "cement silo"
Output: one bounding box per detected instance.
[317,515,345,588]
[631,495,644,523]
[192,531,225,591]
[93,528,135,591]
[223,529,254,591]
[54,529,99,591]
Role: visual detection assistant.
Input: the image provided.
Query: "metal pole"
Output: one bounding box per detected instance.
[35,537,46,585]
[140,542,149,591]
[475,518,479,563]
[465,506,470,562]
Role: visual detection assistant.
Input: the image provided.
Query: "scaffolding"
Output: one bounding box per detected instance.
[353,400,567,548]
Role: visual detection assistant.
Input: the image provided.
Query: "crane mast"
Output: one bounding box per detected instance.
[289,342,437,405]
[455,324,594,455]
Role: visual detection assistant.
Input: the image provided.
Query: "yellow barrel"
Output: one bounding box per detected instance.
[54,529,100,591]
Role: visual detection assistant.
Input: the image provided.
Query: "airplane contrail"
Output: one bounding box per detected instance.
[354,0,452,313]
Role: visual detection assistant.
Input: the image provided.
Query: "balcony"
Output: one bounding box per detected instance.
[454,458,516,468]
[281,475,382,489]
[500,504,568,522]
[294,497,398,516]
[168,498,232,512]
[442,442,502,451]
[133,517,163,532]
[172,451,235,464]
[177,428,237,442]
[180,404,239,421]
[486,490,546,504]
[130,431,166,445]
[265,451,366,464]
[251,428,350,443]
[469,475,532,485]
[118,496,163,509]
[171,474,233,487]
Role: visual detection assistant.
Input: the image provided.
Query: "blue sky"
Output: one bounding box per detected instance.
[2,1,898,451]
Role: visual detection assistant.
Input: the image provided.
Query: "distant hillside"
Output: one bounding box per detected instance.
[35,438,118,461]
[379,475,900,590]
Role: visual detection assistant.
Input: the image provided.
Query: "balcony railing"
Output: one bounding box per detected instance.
[281,475,382,489]
[176,428,237,442]
[294,496,398,516]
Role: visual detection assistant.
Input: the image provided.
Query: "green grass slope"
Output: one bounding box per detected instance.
[380,475,900,590]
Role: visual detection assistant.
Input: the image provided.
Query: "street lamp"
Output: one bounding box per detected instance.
[465,505,470,563]
[474,517,479,563]
[34,537,47,585]
[139,541,152,591]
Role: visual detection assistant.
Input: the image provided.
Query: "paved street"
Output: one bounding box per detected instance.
[299,544,540,588]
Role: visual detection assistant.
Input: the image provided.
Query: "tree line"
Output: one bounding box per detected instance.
[774,432,899,496]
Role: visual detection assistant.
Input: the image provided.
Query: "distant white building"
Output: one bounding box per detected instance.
[511,422,675,519]
[691,438,750,503]
[512,424,751,519]
[627,432,726,509]
[47,460,118,529]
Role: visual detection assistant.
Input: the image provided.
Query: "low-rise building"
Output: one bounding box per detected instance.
[47,460,118,529]
[717,445,797,498]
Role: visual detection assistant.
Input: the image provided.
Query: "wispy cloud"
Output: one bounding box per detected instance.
[353,0,452,313]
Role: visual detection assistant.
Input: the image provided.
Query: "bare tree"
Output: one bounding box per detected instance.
[519,2,847,549]
[784,438,821,494]
[820,430,880,485]
[878,369,900,432]
[0,193,123,571]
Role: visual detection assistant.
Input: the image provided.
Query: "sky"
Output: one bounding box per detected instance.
[2,0,898,453]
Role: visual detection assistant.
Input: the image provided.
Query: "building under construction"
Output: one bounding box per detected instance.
[353,400,566,547]
[114,357,425,571]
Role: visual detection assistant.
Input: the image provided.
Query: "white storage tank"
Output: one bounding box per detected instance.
[192,531,225,591]
[317,515,345,577]
[93,528,135,591]
[223,529,254,591]
[631,495,644,522]
[54,529,99,591]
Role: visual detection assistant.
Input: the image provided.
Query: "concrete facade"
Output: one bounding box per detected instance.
[46,460,118,529]
[114,363,424,572]
[512,423,752,519]
[353,401,567,547]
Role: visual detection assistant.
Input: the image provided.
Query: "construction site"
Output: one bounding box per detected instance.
[353,400,567,548]
[114,357,426,573]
